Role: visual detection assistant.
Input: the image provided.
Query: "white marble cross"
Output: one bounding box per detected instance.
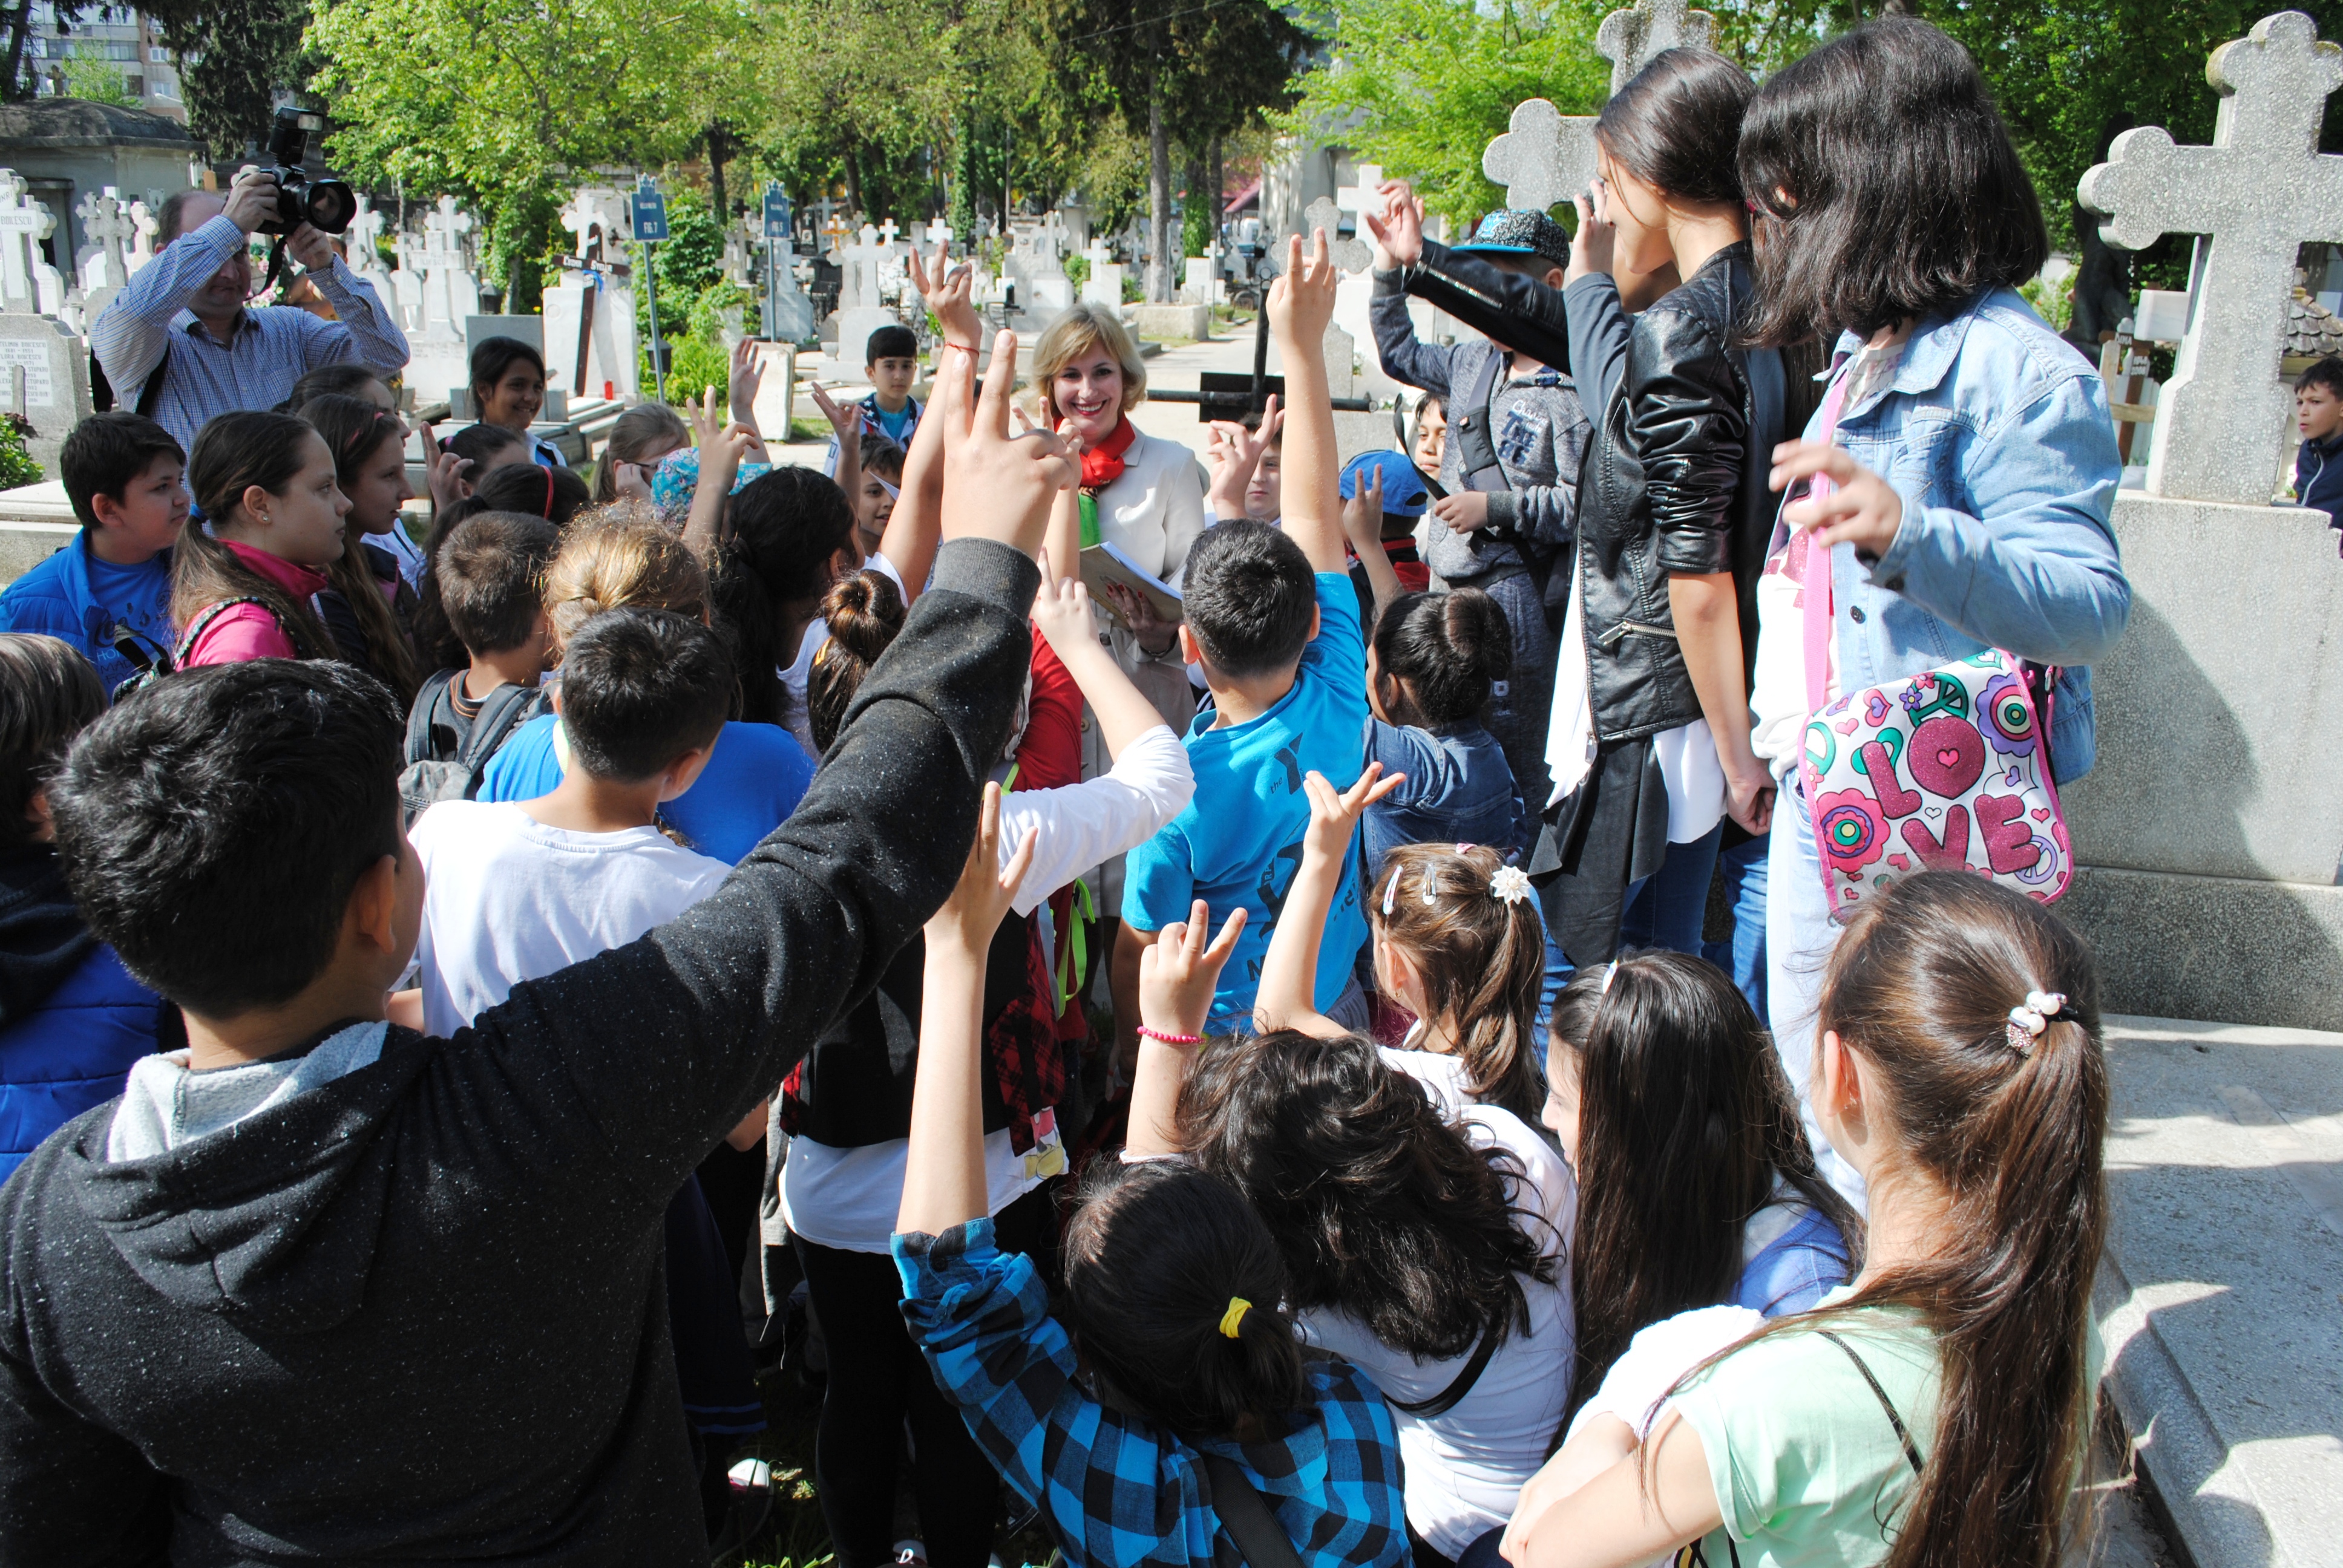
[834,224,886,310]
[878,217,900,248]
[127,198,157,273]
[2080,9,2343,505]
[74,186,133,292]
[1594,0,1717,95]
[0,171,58,315]
[424,195,472,266]
[345,197,385,264]
[1301,196,1372,275]
[1483,0,1721,213]
[925,217,954,252]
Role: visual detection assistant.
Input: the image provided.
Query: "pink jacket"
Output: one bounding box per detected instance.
[179,541,330,667]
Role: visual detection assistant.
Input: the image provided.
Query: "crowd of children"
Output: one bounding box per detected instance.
[0,18,2148,1568]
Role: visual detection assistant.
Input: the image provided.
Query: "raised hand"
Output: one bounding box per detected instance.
[1566,178,1617,286]
[1029,553,1101,655]
[1270,230,1340,347]
[1340,461,1385,554]
[938,328,1076,553]
[414,420,473,509]
[927,781,1037,956]
[221,165,280,236]
[1138,900,1248,1043]
[1205,393,1282,514]
[807,378,858,443]
[1300,763,1404,867]
[686,384,723,448]
[909,243,981,350]
[728,338,765,431]
[1365,179,1426,270]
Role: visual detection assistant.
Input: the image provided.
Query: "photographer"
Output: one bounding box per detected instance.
[90,165,410,456]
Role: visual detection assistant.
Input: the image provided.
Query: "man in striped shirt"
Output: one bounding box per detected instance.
[90,166,410,456]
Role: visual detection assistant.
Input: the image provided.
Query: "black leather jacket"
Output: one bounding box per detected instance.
[1404,241,1785,744]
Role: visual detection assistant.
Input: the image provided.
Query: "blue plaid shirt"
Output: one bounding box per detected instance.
[894,1218,1408,1568]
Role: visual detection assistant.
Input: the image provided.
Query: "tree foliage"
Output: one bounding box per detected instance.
[143,0,317,162]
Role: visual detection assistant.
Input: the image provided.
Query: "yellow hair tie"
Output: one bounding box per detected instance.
[1218,1298,1252,1339]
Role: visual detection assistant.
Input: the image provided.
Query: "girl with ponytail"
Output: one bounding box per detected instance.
[299,394,422,705]
[172,411,348,668]
[1360,586,1528,873]
[896,792,1406,1568]
[1501,871,2107,1568]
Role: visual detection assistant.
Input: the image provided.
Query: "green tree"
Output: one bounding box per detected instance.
[59,44,138,108]
[1286,0,1610,226]
[139,0,314,161]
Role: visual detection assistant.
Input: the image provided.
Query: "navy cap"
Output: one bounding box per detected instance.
[1340,450,1431,517]
[1453,209,1572,270]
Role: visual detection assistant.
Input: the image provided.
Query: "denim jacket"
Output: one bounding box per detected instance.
[1818,287,2128,783]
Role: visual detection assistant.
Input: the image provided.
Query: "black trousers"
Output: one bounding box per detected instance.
[793,1185,1052,1568]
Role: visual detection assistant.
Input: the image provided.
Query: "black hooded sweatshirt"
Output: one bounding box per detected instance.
[0,539,1040,1567]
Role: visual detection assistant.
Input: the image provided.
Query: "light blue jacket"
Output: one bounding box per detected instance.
[1817,287,2128,782]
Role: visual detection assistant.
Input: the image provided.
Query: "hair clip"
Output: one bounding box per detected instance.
[1600,959,1620,996]
[1381,865,1403,917]
[1420,866,1440,906]
[1455,843,1476,857]
[2005,990,2066,1054]
[1491,865,1531,906]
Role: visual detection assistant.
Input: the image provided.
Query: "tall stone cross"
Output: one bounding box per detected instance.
[925,217,954,253]
[424,195,472,267]
[835,224,885,310]
[345,196,386,267]
[127,198,158,273]
[0,171,57,314]
[877,217,901,250]
[2080,10,2343,505]
[75,186,133,292]
[1300,196,1372,275]
[1483,0,1719,212]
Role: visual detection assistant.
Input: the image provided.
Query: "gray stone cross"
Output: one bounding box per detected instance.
[0,171,57,315]
[1483,0,1721,213]
[2080,9,2343,505]
[74,186,134,292]
[1301,197,1371,274]
[1595,0,1717,95]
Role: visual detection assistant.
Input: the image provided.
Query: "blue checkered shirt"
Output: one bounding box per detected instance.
[894,1218,1409,1568]
[89,214,411,456]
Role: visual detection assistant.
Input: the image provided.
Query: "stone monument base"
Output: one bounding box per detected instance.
[833,307,899,376]
[2058,492,2343,1030]
[1130,303,1210,341]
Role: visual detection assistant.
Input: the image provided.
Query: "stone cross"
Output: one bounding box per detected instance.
[1483,0,1721,213]
[0,171,57,314]
[74,186,133,292]
[925,217,954,252]
[1301,196,1372,275]
[561,186,632,264]
[424,195,472,267]
[878,217,900,249]
[2079,9,2343,505]
[127,199,157,273]
[833,224,885,310]
[1594,0,1716,94]
[345,197,386,267]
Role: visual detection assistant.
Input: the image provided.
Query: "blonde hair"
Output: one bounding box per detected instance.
[543,503,709,648]
[589,402,691,502]
[1030,303,1149,421]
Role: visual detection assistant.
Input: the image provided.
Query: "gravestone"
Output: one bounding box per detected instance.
[828,224,899,371]
[561,185,635,268]
[0,171,91,476]
[768,229,814,344]
[544,186,640,402]
[422,195,481,336]
[126,198,157,276]
[0,174,64,316]
[73,186,132,318]
[344,197,398,315]
[2078,9,2343,505]
[1081,239,1125,308]
[2051,10,2343,1044]
[1482,0,1722,215]
[1009,218,1072,320]
[924,217,954,253]
[390,226,428,335]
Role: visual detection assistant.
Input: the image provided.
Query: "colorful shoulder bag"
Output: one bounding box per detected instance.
[1798,373,2073,922]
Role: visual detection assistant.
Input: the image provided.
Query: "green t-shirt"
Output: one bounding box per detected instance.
[1670,1289,1938,1568]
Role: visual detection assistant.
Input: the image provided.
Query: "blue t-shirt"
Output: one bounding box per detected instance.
[872,399,917,447]
[83,550,174,653]
[476,714,815,866]
[0,537,174,693]
[1122,572,1369,1028]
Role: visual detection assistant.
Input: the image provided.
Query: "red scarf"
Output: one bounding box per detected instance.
[1079,416,1136,493]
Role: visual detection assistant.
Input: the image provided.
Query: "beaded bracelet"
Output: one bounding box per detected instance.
[1135,1025,1201,1046]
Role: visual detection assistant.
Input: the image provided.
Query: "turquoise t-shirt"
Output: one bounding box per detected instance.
[83,550,174,656]
[476,714,814,866]
[1121,572,1369,1028]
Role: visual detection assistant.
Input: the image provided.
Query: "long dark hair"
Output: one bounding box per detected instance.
[1738,18,2048,346]
[174,411,336,658]
[1567,950,1860,1412]
[1594,47,1753,207]
[301,394,421,704]
[0,633,103,853]
[1063,1157,1309,1437]
[1178,1028,1553,1361]
[1371,588,1509,728]
[1744,872,2105,1568]
[710,466,857,727]
[1371,843,1547,1124]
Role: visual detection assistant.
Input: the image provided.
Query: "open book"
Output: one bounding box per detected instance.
[1078,542,1184,628]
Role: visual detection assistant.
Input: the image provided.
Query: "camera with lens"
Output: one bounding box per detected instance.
[261,108,358,237]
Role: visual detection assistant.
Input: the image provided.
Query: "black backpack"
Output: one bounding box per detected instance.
[398,669,549,825]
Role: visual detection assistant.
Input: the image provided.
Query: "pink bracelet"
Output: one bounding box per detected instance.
[1136,1025,1201,1046]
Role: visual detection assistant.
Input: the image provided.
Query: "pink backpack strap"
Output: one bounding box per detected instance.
[1800,369,1853,722]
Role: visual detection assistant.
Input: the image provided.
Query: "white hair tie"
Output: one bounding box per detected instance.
[2005,990,2066,1054]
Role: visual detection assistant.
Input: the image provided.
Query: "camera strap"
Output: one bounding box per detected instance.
[258,236,291,300]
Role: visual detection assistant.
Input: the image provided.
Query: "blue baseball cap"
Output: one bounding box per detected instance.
[1340,450,1430,517]
[1453,209,1572,270]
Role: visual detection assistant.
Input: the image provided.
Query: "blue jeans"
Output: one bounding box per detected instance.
[1702,832,1769,1018]
[1619,823,1724,953]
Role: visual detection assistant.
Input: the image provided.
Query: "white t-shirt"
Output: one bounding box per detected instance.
[409,800,731,1037]
[1544,545,1726,843]
[782,724,1194,1254]
[1749,336,1908,777]
[781,550,908,757]
[1321,1050,1578,1556]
